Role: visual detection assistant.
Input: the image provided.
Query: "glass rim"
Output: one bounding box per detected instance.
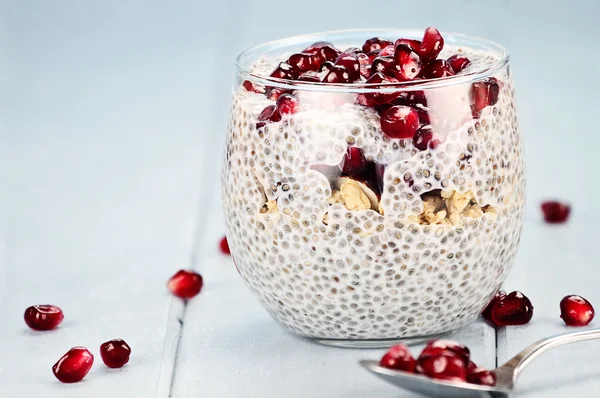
[235,28,510,93]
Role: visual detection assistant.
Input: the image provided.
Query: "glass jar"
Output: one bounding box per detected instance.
[223,28,524,347]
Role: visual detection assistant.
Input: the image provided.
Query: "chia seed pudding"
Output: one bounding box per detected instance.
[222,28,524,345]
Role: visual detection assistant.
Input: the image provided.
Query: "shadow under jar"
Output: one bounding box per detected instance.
[223,28,524,348]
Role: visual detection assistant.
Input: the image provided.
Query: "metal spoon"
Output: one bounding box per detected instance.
[360,328,600,397]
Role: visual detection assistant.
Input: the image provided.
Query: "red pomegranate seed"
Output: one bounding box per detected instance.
[343,47,361,54]
[52,347,94,383]
[219,236,230,255]
[379,45,395,57]
[380,105,420,139]
[395,38,421,52]
[418,354,467,382]
[481,290,506,324]
[360,73,401,106]
[393,44,422,81]
[270,62,297,80]
[276,93,300,115]
[471,77,500,113]
[100,339,131,369]
[340,147,367,176]
[319,60,335,74]
[242,80,265,94]
[356,52,369,65]
[466,360,478,374]
[419,339,470,366]
[298,71,321,82]
[467,368,497,386]
[265,87,291,101]
[491,291,534,326]
[560,295,595,326]
[335,52,360,81]
[362,37,394,54]
[359,64,372,79]
[379,343,416,372]
[288,53,319,73]
[541,201,571,224]
[167,270,203,299]
[24,305,64,331]
[303,41,334,54]
[258,105,282,123]
[413,125,440,151]
[423,59,455,79]
[371,56,395,76]
[419,27,444,62]
[393,90,428,107]
[447,54,471,74]
[367,49,381,63]
[316,45,341,63]
[323,65,350,83]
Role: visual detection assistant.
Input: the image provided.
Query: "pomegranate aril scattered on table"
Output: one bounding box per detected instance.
[24,304,64,331]
[447,54,471,73]
[379,343,416,372]
[380,105,420,139]
[52,347,94,383]
[490,291,534,326]
[560,295,595,326]
[362,37,394,53]
[219,236,230,255]
[167,270,204,299]
[100,339,131,369]
[467,368,497,386]
[481,290,506,324]
[541,201,571,224]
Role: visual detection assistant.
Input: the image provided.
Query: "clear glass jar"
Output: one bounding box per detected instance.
[223,29,524,347]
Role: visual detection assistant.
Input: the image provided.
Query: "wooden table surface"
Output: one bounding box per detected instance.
[2,1,600,397]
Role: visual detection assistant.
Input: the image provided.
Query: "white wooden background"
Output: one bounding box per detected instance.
[2,1,600,397]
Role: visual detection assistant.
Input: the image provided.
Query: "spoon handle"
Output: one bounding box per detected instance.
[499,328,600,381]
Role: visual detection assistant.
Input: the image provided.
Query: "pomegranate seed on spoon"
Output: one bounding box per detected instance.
[380,105,420,139]
[362,37,394,53]
[419,339,470,366]
[541,201,571,223]
[219,236,230,254]
[418,353,467,382]
[447,54,471,73]
[379,343,416,372]
[167,270,203,299]
[466,360,478,374]
[24,305,64,331]
[491,291,534,326]
[393,44,422,81]
[100,339,131,368]
[467,368,497,386]
[419,26,444,62]
[560,295,595,326]
[52,347,94,383]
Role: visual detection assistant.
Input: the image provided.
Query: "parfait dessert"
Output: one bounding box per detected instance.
[223,28,524,346]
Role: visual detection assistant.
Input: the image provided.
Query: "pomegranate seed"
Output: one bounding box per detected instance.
[467,368,497,386]
[471,77,500,113]
[335,52,360,81]
[447,54,471,74]
[276,93,300,115]
[379,45,395,57]
[265,87,291,101]
[379,343,416,372]
[481,290,506,324]
[323,65,350,84]
[359,64,372,79]
[466,360,478,374]
[258,105,282,124]
[303,41,334,54]
[491,291,534,326]
[24,305,64,331]
[360,73,401,106]
[100,339,131,369]
[393,90,428,107]
[419,27,444,62]
[219,236,230,255]
[375,164,386,193]
[380,105,420,139]
[316,45,341,63]
[288,53,319,73]
[541,201,571,223]
[367,49,381,63]
[419,339,470,366]
[52,347,94,383]
[413,125,440,151]
[423,59,455,79]
[560,295,595,326]
[356,52,369,65]
[340,147,367,176]
[362,37,394,53]
[393,44,422,81]
[319,60,335,74]
[298,71,321,82]
[395,38,421,52]
[270,62,297,80]
[418,354,467,382]
[414,106,431,125]
[371,56,395,76]
[167,270,203,299]
[242,80,265,94]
